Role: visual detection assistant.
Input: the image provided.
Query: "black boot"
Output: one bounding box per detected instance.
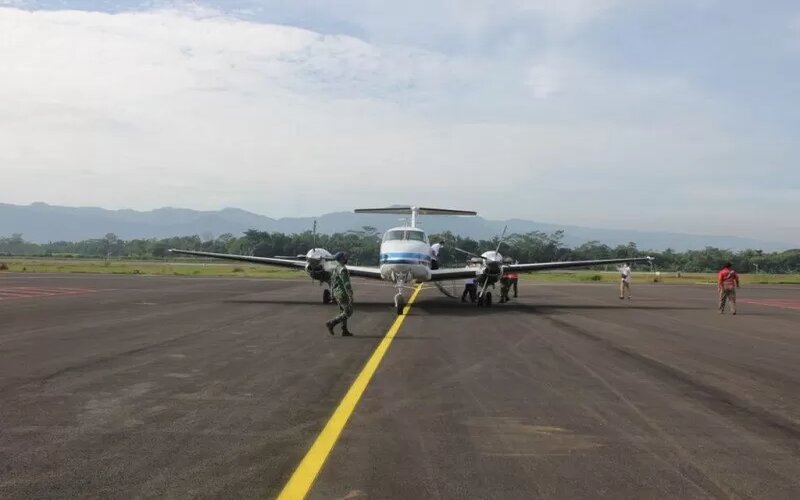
[341,319,353,337]
[325,320,337,335]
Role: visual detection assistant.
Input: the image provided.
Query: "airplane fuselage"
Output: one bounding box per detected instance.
[378,226,433,284]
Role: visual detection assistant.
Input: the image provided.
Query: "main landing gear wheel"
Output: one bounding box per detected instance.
[322,289,331,304]
[394,294,405,315]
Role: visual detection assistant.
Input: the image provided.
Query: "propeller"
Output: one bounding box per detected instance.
[454,247,482,260]
[454,225,508,263]
[312,219,317,249]
[494,225,508,254]
[275,220,323,260]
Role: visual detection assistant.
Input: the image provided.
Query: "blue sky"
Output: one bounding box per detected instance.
[1,1,798,245]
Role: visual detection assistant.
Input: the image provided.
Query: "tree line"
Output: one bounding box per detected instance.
[1,229,799,273]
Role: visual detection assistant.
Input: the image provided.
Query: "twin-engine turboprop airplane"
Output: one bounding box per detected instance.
[170,206,654,315]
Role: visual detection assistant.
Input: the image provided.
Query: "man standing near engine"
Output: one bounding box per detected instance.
[619,262,632,300]
[430,240,444,270]
[507,270,519,298]
[462,277,477,303]
[718,261,740,315]
[326,252,354,336]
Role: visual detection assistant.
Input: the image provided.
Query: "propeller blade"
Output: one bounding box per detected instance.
[495,225,508,254]
[312,220,317,249]
[454,247,484,260]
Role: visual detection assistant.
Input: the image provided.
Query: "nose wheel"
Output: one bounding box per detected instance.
[477,291,492,307]
[394,293,406,315]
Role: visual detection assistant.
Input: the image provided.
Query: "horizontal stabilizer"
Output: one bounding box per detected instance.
[355,206,477,216]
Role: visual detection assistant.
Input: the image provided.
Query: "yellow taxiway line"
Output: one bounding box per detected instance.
[277,284,424,500]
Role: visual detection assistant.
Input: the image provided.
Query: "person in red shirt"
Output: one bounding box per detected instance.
[507,271,519,298]
[718,261,740,314]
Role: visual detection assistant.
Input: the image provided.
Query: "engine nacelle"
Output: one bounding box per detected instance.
[304,248,333,281]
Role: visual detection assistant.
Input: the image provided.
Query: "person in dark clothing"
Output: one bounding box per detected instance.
[325,252,354,336]
[461,277,477,303]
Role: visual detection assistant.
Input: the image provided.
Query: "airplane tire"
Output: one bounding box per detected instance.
[395,295,405,315]
[323,289,331,304]
[485,292,492,307]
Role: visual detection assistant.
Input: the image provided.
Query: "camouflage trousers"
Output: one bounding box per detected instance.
[719,287,736,313]
[330,293,353,326]
[500,278,511,302]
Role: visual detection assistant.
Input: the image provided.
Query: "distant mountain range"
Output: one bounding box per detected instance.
[0,202,793,251]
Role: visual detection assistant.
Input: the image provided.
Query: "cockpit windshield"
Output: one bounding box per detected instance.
[407,230,426,242]
[383,229,428,243]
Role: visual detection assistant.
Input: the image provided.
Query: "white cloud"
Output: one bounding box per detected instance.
[0,5,797,243]
[525,64,561,99]
[792,14,800,47]
[514,0,623,38]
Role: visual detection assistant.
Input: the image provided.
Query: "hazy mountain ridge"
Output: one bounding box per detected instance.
[0,202,792,251]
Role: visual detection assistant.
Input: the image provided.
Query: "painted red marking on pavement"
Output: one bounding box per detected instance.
[0,287,97,301]
[739,299,800,311]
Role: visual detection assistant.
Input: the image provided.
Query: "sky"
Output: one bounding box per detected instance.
[1,0,799,245]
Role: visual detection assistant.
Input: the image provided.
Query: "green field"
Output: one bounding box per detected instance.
[1,258,799,284]
[0,258,302,279]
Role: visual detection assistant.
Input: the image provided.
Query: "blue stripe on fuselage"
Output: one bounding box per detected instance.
[380,252,432,266]
[381,252,431,264]
[381,252,431,260]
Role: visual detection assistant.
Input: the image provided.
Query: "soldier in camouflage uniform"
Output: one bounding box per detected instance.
[326,252,354,336]
[499,272,512,303]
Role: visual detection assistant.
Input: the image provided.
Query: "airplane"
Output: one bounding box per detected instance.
[170,206,655,315]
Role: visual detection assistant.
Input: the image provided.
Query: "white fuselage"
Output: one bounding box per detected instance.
[378,226,432,284]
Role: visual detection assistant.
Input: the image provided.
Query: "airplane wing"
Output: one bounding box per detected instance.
[169,249,384,280]
[429,267,480,281]
[341,265,383,280]
[169,249,307,269]
[505,256,654,273]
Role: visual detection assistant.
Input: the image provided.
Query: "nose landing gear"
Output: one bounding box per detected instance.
[394,293,406,315]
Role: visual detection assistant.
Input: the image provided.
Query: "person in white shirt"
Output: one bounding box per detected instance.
[430,241,444,270]
[619,263,632,299]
